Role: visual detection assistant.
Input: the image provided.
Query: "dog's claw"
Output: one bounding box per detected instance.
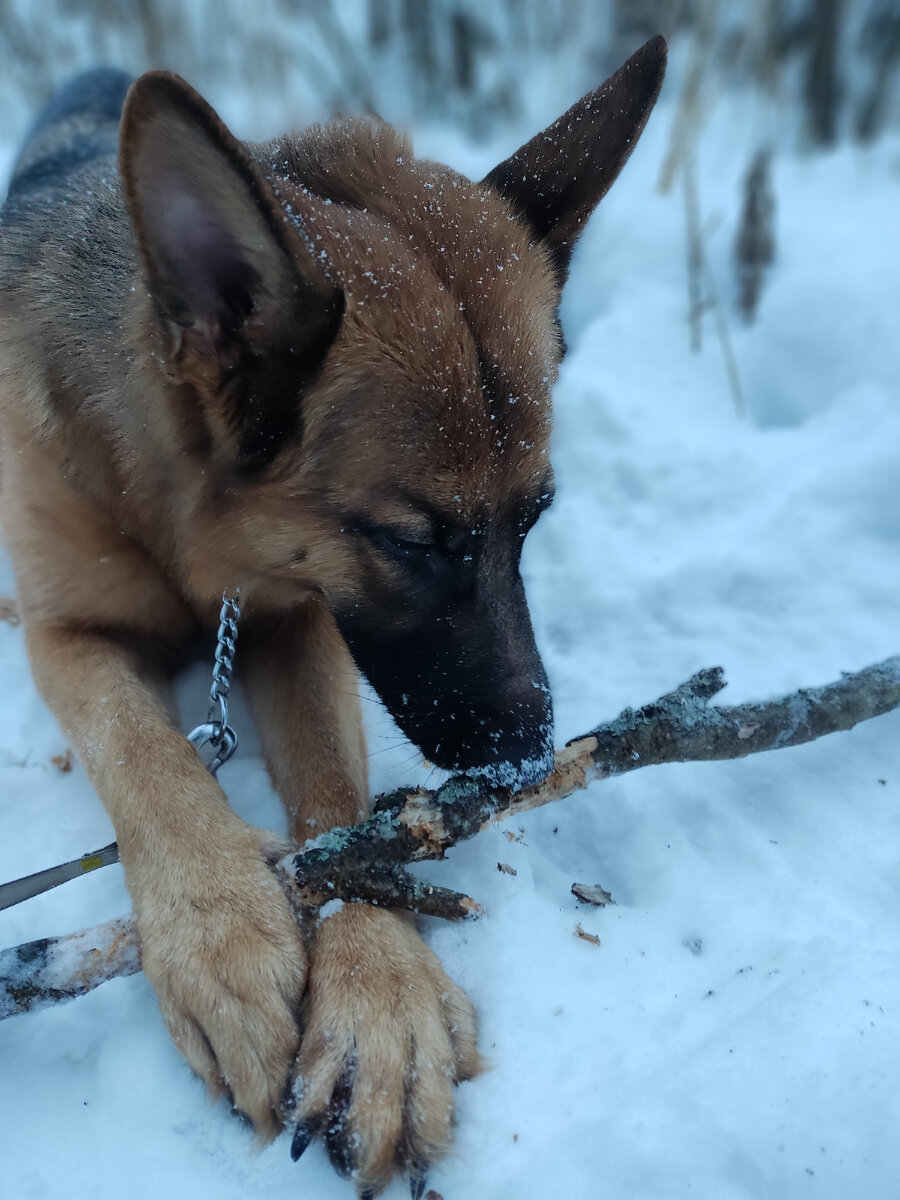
[290,1120,316,1162]
[322,1061,356,1177]
[410,1166,428,1199]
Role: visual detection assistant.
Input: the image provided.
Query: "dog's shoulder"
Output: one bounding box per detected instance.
[1,68,133,274]
[7,68,131,201]
[0,71,138,449]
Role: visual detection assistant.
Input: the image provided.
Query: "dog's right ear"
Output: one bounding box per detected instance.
[483,35,667,285]
[119,72,343,469]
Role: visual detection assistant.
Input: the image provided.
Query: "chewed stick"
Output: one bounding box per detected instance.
[2,656,898,1020]
[0,917,140,1019]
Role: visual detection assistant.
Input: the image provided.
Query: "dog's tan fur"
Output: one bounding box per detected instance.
[0,39,665,1194]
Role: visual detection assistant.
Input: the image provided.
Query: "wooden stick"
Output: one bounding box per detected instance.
[3,656,898,1020]
[0,917,140,1019]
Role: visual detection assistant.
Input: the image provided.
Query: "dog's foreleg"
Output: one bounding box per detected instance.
[243,602,481,1194]
[242,600,369,841]
[0,440,311,1135]
[20,620,308,1136]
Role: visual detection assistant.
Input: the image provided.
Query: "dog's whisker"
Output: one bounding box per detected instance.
[338,690,384,707]
[366,740,413,759]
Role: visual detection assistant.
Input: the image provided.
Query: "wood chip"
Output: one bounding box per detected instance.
[50,749,73,773]
[0,597,20,626]
[572,881,615,907]
[575,922,601,946]
[497,862,517,876]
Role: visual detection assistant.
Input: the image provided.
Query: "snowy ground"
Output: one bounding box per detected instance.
[1,61,899,1200]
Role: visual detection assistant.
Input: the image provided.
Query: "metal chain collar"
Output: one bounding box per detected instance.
[0,589,242,911]
[187,590,241,774]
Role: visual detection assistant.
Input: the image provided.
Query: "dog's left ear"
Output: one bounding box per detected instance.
[483,35,667,283]
[120,71,344,469]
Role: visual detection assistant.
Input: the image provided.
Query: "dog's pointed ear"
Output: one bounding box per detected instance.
[119,71,343,469]
[483,35,667,283]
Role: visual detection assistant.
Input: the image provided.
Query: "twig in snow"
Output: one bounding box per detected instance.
[0,917,140,1019]
[2,655,898,1019]
[702,249,746,418]
[680,162,745,417]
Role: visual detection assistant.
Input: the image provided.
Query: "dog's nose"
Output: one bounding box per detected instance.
[432,683,554,790]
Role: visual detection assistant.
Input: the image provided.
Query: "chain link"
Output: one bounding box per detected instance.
[208,590,240,732]
[187,589,241,774]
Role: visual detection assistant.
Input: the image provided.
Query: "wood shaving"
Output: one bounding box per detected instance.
[0,597,20,626]
[572,881,615,907]
[50,749,73,773]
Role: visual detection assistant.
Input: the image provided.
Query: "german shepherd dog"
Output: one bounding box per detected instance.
[0,36,665,1196]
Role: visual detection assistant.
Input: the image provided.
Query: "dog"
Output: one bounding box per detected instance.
[0,36,666,1196]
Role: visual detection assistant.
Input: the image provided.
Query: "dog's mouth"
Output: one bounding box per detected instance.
[421,688,555,790]
[335,618,554,790]
[391,691,555,791]
[463,741,556,791]
[333,561,556,790]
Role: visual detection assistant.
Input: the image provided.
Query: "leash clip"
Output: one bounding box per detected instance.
[187,721,238,775]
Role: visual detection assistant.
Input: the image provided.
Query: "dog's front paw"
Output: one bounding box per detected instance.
[131,823,307,1139]
[285,904,481,1197]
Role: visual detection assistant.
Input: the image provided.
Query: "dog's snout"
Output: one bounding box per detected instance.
[424,677,554,790]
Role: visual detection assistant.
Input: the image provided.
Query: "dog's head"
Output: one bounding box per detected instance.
[119,38,666,787]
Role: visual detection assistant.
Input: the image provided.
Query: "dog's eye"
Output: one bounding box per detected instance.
[373,528,436,562]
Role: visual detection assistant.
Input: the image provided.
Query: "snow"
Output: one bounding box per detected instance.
[2,61,900,1200]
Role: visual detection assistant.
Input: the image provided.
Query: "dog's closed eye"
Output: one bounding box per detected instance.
[373,528,436,558]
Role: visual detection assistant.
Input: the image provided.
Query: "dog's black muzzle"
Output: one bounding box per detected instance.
[336,573,554,790]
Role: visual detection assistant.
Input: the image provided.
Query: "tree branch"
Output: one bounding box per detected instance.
[0,917,140,1019]
[3,656,898,1020]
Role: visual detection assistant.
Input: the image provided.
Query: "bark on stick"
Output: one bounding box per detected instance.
[2,656,898,1020]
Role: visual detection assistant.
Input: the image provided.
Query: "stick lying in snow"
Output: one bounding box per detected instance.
[0,918,140,1019]
[2,656,898,1019]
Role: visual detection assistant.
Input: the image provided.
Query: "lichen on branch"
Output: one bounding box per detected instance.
[2,656,898,1020]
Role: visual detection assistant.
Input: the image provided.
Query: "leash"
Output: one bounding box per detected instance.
[0,590,241,912]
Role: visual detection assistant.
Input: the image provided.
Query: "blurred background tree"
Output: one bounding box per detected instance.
[0,0,896,340]
[0,0,897,146]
